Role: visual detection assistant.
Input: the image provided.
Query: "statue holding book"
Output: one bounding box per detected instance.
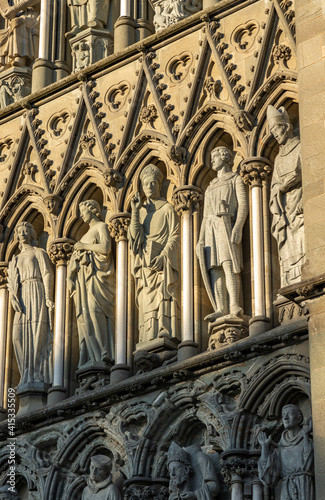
[128,164,180,343]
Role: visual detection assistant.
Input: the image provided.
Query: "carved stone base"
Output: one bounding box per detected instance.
[69,28,114,72]
[135,336,179,353]
[274,295,306,324]
[177,340,199,361]
[208,317,248,351]
[123,477,169,500]
[75,362,112,395]
[110,364,130,384]
[249,315,271,336]
[16,383,50,417]
[0,67,32,109]
[47,386,67,405]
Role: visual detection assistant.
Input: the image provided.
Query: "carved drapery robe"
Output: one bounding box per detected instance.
[82,475,121,500]
[129,198,180,343]
[270,136,305,286]
[258,429,314,500]
[67,0,109,29]
[7,247,53,386]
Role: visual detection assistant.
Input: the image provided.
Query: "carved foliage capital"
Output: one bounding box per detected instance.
[172,186,203,216]
[221,457,257,484]
[0,263,8,288]
[49,239,75,266]
[109,213,131,241]
[240,157,272,186]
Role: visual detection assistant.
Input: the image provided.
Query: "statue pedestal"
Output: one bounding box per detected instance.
[0,67,32,109]
[16,383,50,417]
[69,28,114,72]
[208,316,248,351]
[75,362,112,395]
[135,336,179,354]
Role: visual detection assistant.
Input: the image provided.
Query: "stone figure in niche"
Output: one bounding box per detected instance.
[7,221,54,386]
[167,442,220,499]
[67,200,115,368]
[258,404,314,499]
[128,164,180,343]
[66,0,110,39]
[267,105,305,287]
[75,41,90,70]
[0,0,40,69]
[197,146,248,321]
[82,455,121,500]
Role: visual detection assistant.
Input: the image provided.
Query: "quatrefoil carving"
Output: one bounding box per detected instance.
[231,20,259,53]
[166,52,193,83]
[105,81,130,112]
[48,109,71,139]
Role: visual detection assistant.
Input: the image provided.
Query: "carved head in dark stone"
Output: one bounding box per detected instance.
[282,404,303,430]
[167,442,193,491]
[89,455,112,484]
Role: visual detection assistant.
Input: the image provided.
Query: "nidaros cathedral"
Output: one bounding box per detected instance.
[0,0,323,498]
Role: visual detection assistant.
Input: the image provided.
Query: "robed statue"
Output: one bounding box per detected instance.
[82,455,121,500]
[267,105,305,287]
[7,221,54,386]
[66,0,110,38]
[197,146,248,321]
[128,164,180,344]
[67,200,115,368]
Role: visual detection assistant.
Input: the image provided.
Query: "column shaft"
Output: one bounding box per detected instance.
[252,482,263,500]
[231,481,244,500]
[0,288,8,408]
[182,210,193,342]
[53,264,67,387]
[39,0,51,59]
[116,239,128,365]
[251,185,265,317]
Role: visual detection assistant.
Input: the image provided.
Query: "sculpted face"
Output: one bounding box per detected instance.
[211,147,233,171]
[16,224,32,245]
[142,175,161,200]
[89,463,107,484]
[270,123,289,145]
[282,407,301,430]
[168,461,189,488]
[79,203,94,224]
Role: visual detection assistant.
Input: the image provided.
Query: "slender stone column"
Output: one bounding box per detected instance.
[172,186,203,361]
[0,263,8,420]
[252,480,263,500]
[240,158,272,336]
[32,0,53,91]
[109,213,131,384]
[47,238,74,404]
[114,0,135,52]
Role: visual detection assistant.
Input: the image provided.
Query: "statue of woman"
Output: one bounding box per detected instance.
[67,200,115,368]
[258,404,315,499]
[128,164,180,344]
[7,221,54,386]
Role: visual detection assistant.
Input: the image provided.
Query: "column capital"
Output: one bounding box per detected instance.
[109,212,131,242]
[48,238,75,266]
[0,262,8,288]
[172,185,203,216]
[240,157,272,187]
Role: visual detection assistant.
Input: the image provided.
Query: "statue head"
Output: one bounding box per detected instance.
[167,442,193,490]
[89,454,112,484]
[211,146,234,172]
[282,404,304,430]
[15,221,38,250]
[140,164,163,200]
[267,105,293,145]
[79,200,103,222]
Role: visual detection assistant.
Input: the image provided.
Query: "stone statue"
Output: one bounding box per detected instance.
[67,200,115,368]
[0,0,40,69]
[128,164,180,343]
[167,442,220,499]
[258,404,315,499]
[7,221,54,386]
[197,146,248,321]
[82,455,122,500]
[267,105,305,287]
[75,41,90,70]
[66,0,110,39]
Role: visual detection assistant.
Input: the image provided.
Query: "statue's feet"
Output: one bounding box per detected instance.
[12,57,24,67]
[204,310,226,322]
[158,329,170,338]
[88,18,105,29]
[229,304,243,317]
[66,26,81,39]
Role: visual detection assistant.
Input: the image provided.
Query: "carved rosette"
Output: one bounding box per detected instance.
[0,263,8,289]
[172,186,203,216]
[240,157,272,187]
[48,239,75,266]
[109,212,131,242]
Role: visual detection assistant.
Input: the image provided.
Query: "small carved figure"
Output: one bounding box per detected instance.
[128,164,180,343]
[197,146,248,321]
[66,0,110,39]
[75,41,90,70]
[258,404,315,500]
[167,442,220,499]
[7,221,54,386]
[82,455,122,500]
[0,80,13,108]
[0,0,40,69]
[67,200,115,368]
[267,105,305,287]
